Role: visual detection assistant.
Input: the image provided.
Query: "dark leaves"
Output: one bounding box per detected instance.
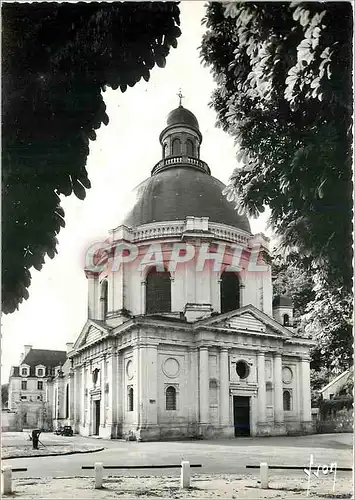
[2,2,181,314]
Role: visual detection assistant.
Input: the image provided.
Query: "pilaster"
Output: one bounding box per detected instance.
[199,347,209,426]
[273,353,284,424]
[257,352,266,424]
[219,348,230,426]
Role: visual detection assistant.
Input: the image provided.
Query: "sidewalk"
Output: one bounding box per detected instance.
[11,473,353,499]
[2,444,104,459]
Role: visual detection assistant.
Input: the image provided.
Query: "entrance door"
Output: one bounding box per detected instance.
[233,396,250,436]
[95,401,100,435]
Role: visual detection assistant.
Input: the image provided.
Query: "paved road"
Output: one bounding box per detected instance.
[3,432,353,480]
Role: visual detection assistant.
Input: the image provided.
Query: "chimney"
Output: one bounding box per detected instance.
[66,342,74,354]
[24,345,32,357]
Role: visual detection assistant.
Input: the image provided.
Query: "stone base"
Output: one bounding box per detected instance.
[184,303,213,322]
[99,425,112,439]
[78,424,90,437]
[198,424,235,439]
[256,421,286,436]
[301,421,314,434]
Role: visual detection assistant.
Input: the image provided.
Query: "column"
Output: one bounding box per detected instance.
[100,357,105,428]
[138,344,158,430]
[81,364,86,427]
[185,260,196,304]
[273,353,284,423]
[257,352,266,423]
[73,367,80,430]
[117,352,123,424]
[69,371,75,423]
[300,358,312,422]
[199,347,209,424]
[219,348,230,426]
[140,281,146,315]
[107,351,118,436]
[133,346,139,426]
[86,272,99,319]
[188,347,198,423]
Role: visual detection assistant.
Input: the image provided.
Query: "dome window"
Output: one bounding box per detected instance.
[186,139,194,156]
[163,143,168,159]
[172,138,181,155]
[220,272,240,313]
[146,269,171,314]
[283,314,290,326]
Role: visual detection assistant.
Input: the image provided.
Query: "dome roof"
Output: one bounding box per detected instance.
[122,167,251,232]
[272,295,293,307]
[166,106,199,130]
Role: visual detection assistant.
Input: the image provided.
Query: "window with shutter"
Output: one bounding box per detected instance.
[166,386,177,410]
[283,390,291,411]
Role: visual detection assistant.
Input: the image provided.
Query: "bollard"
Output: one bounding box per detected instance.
[94,462,104,489]
[181,460,190,488]
[1,466,12,495]
[260,462,269,489]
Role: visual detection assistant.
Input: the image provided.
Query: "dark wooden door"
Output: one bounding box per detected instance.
[95,401,100,435]
[233,396,250,436]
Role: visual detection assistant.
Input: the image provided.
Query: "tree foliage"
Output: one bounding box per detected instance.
[272,255,314,321]
[201,2,352,371]
[2,2,181,314]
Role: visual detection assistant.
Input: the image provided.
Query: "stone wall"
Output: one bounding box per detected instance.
[316,409,353,434]
[1,409,21,431]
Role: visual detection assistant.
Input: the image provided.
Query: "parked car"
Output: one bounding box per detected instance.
[61,426,73,436]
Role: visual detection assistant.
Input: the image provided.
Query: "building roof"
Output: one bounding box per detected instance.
[272,295,293,307]
[320,369,352,394]
[122,167,251,232]
[22,348,67,367]
[166,105,199,131]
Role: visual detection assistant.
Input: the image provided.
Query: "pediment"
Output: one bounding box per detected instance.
[73,320,110,351]
[196,304,292,338]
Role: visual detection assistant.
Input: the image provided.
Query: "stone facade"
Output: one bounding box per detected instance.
[50,104,314,440]
[6,346,67,431]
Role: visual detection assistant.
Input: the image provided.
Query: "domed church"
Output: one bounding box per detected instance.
[50,102,313,440]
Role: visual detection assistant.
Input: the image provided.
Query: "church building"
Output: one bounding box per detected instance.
[52,102,313,440]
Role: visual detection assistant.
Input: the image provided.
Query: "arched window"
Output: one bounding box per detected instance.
[220,272,240,313]
[172,138,181,155]
[283,390,291,411]
[146,269,171,314]
[100,280,108,319]
[65,384,69,419]
[209,380,218,405]
[283,314,290,326]
[166,386,177,410]
[186,139,194,156]
[127,387,134,412]
[163,143,168,159]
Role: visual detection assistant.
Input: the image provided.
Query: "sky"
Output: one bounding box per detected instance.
[1,2,271,382]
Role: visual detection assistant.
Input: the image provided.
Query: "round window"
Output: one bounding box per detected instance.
[236,360,249,379]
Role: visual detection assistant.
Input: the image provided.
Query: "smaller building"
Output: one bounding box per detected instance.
[320,370,353,400]
[7,345,67,430]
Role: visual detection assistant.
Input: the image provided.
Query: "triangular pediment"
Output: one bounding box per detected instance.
[195,304,292,338]
[72,320,110,351]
